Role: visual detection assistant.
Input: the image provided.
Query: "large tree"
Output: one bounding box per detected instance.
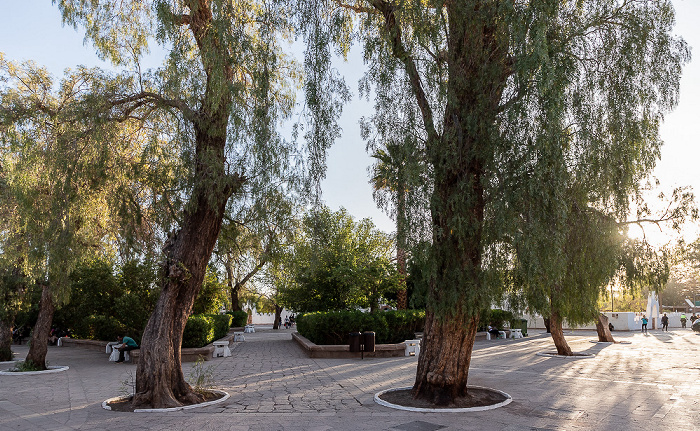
[328,0,688,404]
[55,0,343,408]
[0,58,139,369]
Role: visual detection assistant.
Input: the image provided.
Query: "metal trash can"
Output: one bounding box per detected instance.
[362,331,375,353]
[349,332,361,352]
[510,318,528,336]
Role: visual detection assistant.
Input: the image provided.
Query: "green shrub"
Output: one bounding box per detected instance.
[226,310,248,327]
[206,313,232,340]
[81,315,126,343]
[0,347,12,362]
[296,310,425,345]
[479,309,514,330]
[182,315,214,348]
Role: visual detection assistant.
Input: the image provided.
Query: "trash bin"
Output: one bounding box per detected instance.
[362,331,375,353]
[349,332,361,352]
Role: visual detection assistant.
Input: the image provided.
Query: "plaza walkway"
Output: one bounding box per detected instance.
[1,326,699,430]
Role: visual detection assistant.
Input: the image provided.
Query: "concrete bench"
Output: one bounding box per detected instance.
[212,340,231,358]
[404,339,421,357]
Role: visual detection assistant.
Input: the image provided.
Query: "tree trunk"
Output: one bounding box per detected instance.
[25,284,55,369]
[543,317,551,333]
[272,304,282,330]
[132,104,237,408]
[0,317,13,361]
[396,189,407,310]
[225,254,242,312]
[595,313,615,342]
[412,311,479,405]
[549,311,573,356]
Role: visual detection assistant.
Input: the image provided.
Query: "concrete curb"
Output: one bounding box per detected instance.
[536,351,595,358]
[0,365,70,375]
[374,386,512,412]
[102,389,230,412]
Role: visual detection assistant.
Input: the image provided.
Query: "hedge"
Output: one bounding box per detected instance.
[296,310,425,345]
[225,310,248,327]
[182,313,232,348]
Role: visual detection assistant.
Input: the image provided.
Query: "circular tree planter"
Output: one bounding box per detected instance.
[0,365,69,375]
[536,352,595,358]
[102,389,229,413]
[375,386,512,412]
[588,340,631,344]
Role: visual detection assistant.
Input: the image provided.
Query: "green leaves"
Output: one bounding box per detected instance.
[278,206,398,312]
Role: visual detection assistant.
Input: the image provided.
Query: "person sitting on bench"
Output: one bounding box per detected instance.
[115,335,138,363]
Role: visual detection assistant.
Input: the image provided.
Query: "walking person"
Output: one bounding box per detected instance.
[641,315,648,334]
[680,313,687,329]
[661,313,669,332]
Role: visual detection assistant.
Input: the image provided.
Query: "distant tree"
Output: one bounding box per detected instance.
[0,58,141,369]
[279,207,398,312]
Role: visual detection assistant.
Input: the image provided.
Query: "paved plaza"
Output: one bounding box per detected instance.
[1,326,699,430]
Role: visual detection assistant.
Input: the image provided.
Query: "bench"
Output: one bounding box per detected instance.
[244,325,255,333]
[212,340,232,358]
[404,339,421,357]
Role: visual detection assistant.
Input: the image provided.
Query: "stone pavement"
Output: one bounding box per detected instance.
[1,326,699,430]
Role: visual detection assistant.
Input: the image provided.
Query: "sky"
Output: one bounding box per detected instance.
[1,0,699,243]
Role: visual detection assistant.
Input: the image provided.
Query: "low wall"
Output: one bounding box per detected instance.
[292,332,405,358]
[523,311,692,331]
[59,334,237,362]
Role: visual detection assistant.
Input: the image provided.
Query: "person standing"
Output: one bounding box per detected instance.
[115,335,138,363]
[641,315,648,334]
[680,313,687,329]
[661,313,669,332]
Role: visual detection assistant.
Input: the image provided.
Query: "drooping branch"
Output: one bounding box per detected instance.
[369,0,439,145]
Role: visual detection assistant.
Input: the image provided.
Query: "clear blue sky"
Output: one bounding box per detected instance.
[1,0,698,241]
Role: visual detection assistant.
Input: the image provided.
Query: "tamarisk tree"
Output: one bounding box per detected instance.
[56,0,344,408]
[326,0,688,404]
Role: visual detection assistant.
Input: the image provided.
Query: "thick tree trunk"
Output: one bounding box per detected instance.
[25,284,55,369]
[549,311,573,356]
[132,95,237,408]
[595,313,615,342]
[0,317,13,361]
[412,311,479,405]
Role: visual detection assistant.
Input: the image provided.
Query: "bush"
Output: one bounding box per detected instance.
[296,310,425,345]
[479,309,514,330]
[74,315,125,343]
[0,347,12,362]
[226,310,248,327]
[182,315,214,348]
[206,313,232,340]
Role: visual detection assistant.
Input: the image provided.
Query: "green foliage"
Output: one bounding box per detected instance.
[479,309,514,331]
[296,310,425,345]
[225,310,248,328]
[181,314,231,348]
[187,357,215,393]
[0,347,12,362]
[208,314,232,341]
[53,259,158,342]
[278,206,399,312]
[11,360,42,372]
[192,267,229,315]
[182,315,214,349]
[74,315,126,343]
